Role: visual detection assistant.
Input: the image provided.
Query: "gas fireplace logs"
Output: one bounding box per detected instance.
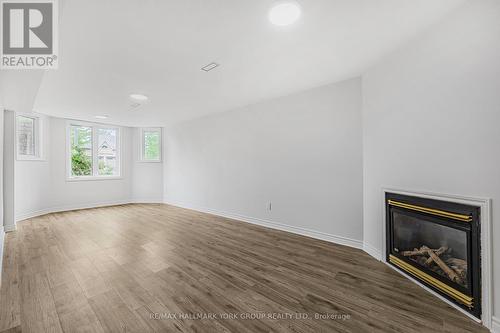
[424,246,447,266]
[401,245,467,286]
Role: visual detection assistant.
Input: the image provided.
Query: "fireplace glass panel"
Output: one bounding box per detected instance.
[392,211,468,288]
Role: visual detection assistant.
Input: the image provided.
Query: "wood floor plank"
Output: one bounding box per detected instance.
[0,233,21,331]
[19,272,62,333]
[88,290,153,333]
[69,257,111,298]
[51,280,105,333]
[0,203,488,333]
[0,326,22,333]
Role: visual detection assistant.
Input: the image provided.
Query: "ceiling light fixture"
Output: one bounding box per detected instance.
[201,62,220,72]
[268,2,301,26]
[95,115,109,119]
[129,93,149,101]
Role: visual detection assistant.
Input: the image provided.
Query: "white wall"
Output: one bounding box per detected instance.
[14,114,52,218]
[14,116,164,220]
[131,128,164,203]
[0,109,4,279]
[361,0,500,322]
[164,78,363,245]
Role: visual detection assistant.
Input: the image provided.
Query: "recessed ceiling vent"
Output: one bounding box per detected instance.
[201,62,220,72]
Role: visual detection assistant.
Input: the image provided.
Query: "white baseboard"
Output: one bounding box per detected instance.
[164,200,363,250]
[14,199,161,222]
[4,224,16,232]
[363,242,382,261]
[130,198,164,204]
[492,316,500,333]
[16,208,56,222]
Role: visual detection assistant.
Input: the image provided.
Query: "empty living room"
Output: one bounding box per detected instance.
[1,0,499,332]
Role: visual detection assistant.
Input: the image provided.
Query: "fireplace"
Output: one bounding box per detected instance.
[385,192,481,318]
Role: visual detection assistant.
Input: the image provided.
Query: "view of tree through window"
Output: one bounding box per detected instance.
[69,124,120,178]
[98,128,118,175]
[143,130,161,161]
[70,125,92,176]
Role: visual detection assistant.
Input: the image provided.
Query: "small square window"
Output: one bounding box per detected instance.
[140,128,162,162]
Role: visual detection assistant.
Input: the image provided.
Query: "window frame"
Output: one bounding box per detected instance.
[66,120,122,181]
[16,112,44,161]
[139,127,162,163]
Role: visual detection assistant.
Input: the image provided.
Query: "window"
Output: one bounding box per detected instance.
[140,128,161,162]
[97,128,119,175]
[70,125,93,176]
[16,114,41,160]
[68,122,120,179]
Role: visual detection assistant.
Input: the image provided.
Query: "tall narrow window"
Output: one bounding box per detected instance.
[141,128,162,162]
[68,122,120,179]
[70,125,93,176]
[97,128,119,176]
[17,115,41,159]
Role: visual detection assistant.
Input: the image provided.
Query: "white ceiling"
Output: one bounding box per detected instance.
[32,0,466,127]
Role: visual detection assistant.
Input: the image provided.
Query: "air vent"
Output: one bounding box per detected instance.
[201,62,220,72]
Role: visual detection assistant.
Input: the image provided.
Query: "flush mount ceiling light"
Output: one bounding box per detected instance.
[268,2,301,26]
[201,62,220,72]
[95,115,108,119]
[129,93,149,101]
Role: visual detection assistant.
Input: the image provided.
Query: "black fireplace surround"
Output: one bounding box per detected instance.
[385,192,481,318]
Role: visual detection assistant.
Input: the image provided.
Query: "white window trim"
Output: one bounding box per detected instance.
[139,127,162,163]
[16,112,44,161]
[66,120,122,181]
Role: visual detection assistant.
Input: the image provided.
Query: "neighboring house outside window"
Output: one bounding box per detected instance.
[68,122,120,179]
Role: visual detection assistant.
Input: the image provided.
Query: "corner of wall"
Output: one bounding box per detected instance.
[492,317,500,333]
[363,242,382,261]
[0,226,4,287]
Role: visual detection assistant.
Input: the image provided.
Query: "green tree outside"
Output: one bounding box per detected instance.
[98,160,114,175]
[71,126,92,176]
[144,131,160,160]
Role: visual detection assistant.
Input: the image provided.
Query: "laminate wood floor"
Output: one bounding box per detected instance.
[0,204,487,332]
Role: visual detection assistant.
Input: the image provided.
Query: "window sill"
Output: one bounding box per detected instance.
[17,156,45,162]
[137,159,162,163]
[66,176,123,182]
